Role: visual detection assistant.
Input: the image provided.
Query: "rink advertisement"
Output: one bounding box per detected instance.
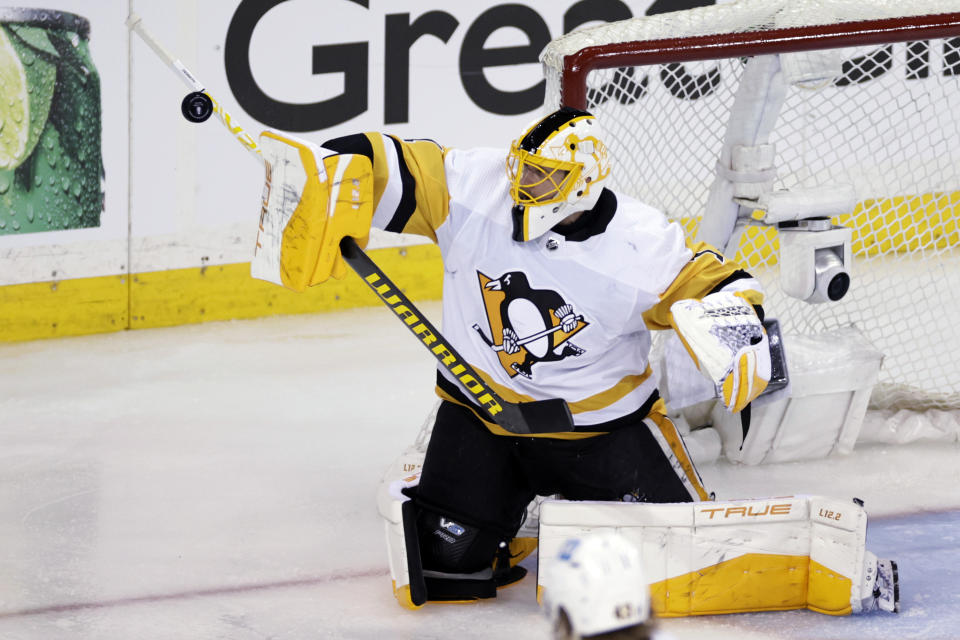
[0,2,128,341]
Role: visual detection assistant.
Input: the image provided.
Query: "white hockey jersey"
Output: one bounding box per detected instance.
[322,133,763,439]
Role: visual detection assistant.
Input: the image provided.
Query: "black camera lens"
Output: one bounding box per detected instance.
[828,271,850,301]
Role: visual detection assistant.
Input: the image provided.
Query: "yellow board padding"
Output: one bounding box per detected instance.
[649,554,852,617]
[0,273,128,343]
[677,191,960,269]
[130,244,442,330]
[0,243,442,343]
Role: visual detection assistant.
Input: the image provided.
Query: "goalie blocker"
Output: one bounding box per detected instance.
[538,496,899,617]
[670,290,772,413]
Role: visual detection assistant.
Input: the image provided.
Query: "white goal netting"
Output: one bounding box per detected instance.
[542,0,960,422]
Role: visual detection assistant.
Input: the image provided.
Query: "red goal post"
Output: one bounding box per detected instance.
[554,12,960,111]
[541,1,960,414]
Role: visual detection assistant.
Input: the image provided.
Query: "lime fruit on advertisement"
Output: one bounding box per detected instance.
[0,25,29,169]
[6,24,57,167]
[0,24,56,172]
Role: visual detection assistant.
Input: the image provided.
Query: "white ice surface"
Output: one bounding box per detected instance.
[1,303,958,640]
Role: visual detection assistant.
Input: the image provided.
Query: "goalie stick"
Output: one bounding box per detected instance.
[126,13,574,435]
[471,317,583,352]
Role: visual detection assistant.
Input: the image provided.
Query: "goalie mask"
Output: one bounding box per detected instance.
[507,107,611,242]
[541,532,651,639]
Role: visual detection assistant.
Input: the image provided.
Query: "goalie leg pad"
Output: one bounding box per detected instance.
[538,496,885,617]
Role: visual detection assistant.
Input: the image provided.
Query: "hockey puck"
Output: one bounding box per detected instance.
[181,91,213,123]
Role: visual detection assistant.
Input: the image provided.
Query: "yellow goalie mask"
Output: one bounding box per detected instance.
[506,107,611,242]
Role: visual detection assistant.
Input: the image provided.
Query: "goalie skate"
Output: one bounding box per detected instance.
[874,558,900,613]
[860,552,899,613]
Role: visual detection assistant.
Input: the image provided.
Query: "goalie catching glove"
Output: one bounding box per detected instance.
[670,291,770,412]
[252,130,375,291]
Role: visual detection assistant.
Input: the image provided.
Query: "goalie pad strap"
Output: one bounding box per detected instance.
[422,572,497,601]
[401,498,427,607]
[377,474,427,609]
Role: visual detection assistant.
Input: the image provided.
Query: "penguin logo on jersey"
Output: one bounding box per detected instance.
[472,271,588,379]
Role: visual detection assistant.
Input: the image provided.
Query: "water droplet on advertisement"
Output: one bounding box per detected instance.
[26,207,34,223]
[48,176,55,186]
[21,50,35,66]
[34,175,42,187]
[0,176,8,194]
[0,219,6,229]
[61,177,70,192]
[12,220,20,231]
[71,181,81,197]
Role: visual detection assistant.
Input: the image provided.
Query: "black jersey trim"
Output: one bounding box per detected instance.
[384,136,418,233]
[707,269,754,294]
[707,270,765,321]
[321,133,374,160]
[436,371,660,435]
[552,188,617,242]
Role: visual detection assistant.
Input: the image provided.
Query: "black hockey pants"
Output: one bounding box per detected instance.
[414,399,707,573]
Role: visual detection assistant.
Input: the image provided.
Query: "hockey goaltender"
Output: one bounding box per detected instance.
[251,107,898,634]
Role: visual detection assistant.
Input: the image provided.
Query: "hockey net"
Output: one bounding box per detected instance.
[541,0,960,424]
